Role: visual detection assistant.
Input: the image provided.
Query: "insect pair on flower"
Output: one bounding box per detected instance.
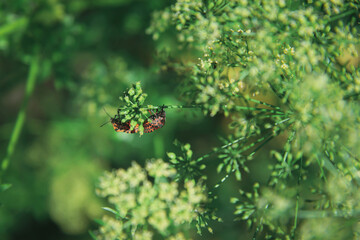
[102,82,166,135]
[110,106,166,134]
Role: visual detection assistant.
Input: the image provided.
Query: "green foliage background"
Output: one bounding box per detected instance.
[0,0,360,240]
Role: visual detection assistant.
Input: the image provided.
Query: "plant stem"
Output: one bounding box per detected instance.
[291,154,302,239]
[0,17,28,37]
[153,105,204,109]
[195,136,247,163]
[117,105,204,111]
[196,119,291,164]
[327,9,357,23]
[247,132,275,158]
[0,55,40,181]
[299,209,360,218]
[233,106,284,115]
[246,98,282,110]
[252,204,269,240]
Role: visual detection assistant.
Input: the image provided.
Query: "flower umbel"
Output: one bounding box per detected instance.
[95,159,207,239]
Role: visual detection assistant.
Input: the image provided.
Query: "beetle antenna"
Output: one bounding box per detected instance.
[103,107,112,118]
[100,121,110,127]
[100,107,113,127]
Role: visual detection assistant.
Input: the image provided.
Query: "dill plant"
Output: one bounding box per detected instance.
[94,159,209,240]
[95,0,360,239]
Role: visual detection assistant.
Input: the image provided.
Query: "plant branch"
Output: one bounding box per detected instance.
[327,9,357,23]
[0,55,40,181]
[291,154,303,239]
[0,17,28,37]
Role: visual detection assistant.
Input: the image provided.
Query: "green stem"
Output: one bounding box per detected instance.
[327,9,357,23]
[0,55,40,180]
[211,170,235,192]
[0,17,28,37]
[247,132,275,158]
[150,105,203,110]
[233,106,284,115]
[119,102,285,116]
[117,105,204,111]
[291,154,303,239]
[246,98,282,110]
[195,136,247,163]
[252,204,269,240]
[291,194,300,238]
[299,209,360,218]
[196,119,291,164]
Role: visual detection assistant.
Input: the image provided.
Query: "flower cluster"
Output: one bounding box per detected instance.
[95,159,207,240]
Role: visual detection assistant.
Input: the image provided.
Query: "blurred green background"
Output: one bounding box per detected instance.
[0,1,243,239]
